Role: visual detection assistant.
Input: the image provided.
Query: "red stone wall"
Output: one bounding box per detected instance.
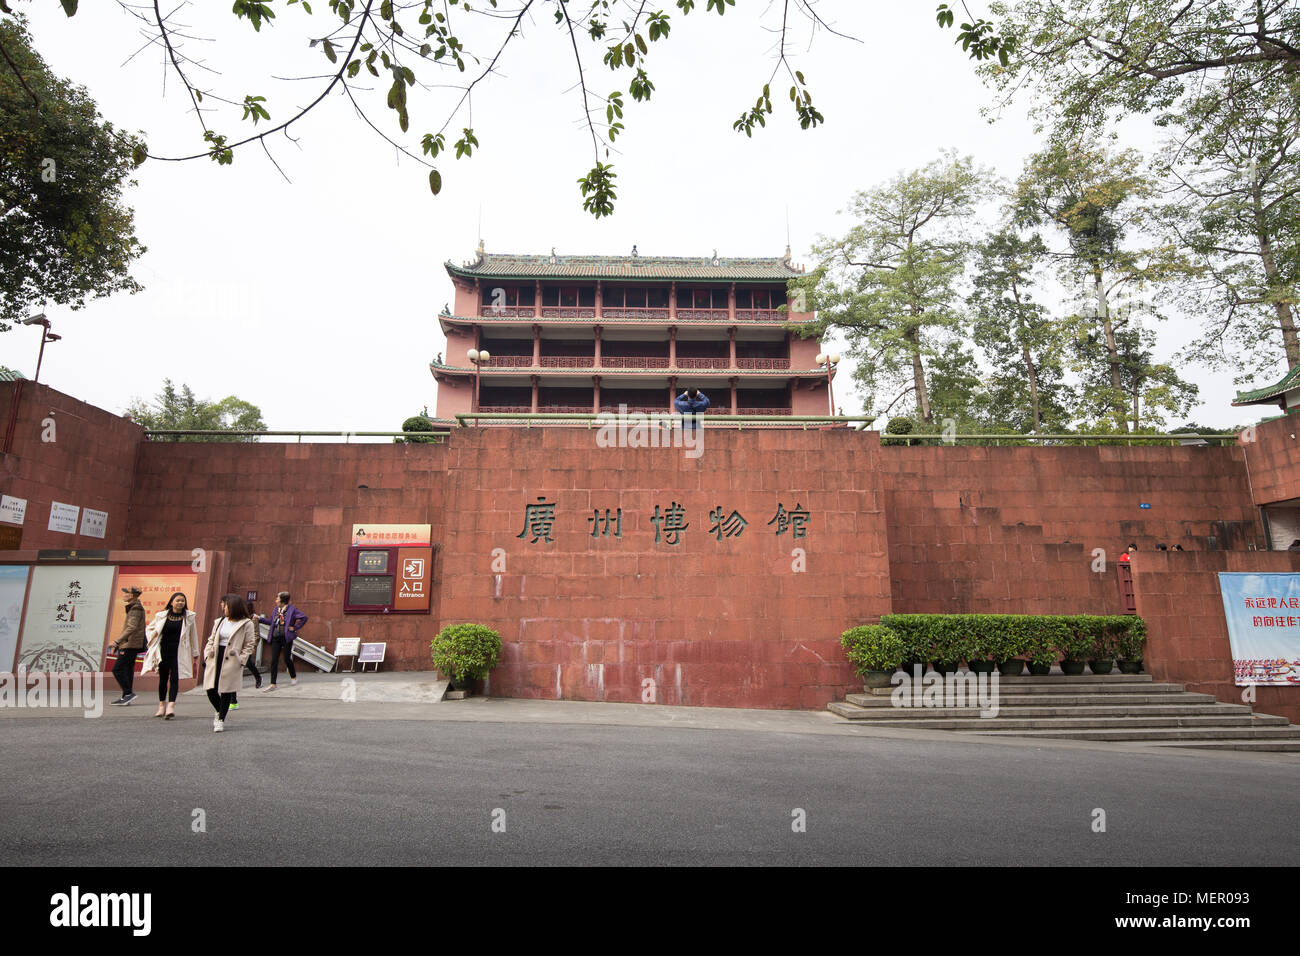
[880,444,1262,614]
[436,427,891,709]
[1132,550,1300,725]
[1241,414,1300,506]
[126,441,449,669]
[0,382,141,550]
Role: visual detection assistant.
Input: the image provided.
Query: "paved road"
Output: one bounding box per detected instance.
[2,696,1297,866]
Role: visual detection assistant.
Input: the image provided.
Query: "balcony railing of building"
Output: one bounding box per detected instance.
[472,306,793,322]
[466,355,793,370]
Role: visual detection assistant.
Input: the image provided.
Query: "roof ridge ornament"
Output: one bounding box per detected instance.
[475,238,485,265]
[711,248,719,267]
[550,246,558,265]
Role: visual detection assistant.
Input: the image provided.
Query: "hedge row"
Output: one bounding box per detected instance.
[842,614,1147,672]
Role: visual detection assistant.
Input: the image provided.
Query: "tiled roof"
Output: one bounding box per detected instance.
[0,367,26,382]
[1232,364,1300,406]
[446,251,803,281]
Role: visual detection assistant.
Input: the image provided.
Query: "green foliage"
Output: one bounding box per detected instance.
[37,0,839,219]
[880,416,915,446]
[398,414,438,443]
[879,614,1145,667]
[0,15,146,330]
[124,379,266,441]
[805,150,995,424]
[430,623,502,685]
[840,624,905,674]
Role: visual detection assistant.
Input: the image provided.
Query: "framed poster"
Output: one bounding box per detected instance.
[0,565,30,672]
[105,566,200,672]
[17,565,115,672]
[1218,572,1300,685]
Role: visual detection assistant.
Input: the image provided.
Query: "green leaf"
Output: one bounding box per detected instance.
[131,144,148,167]
[322,38,337,63]
[429,169,442,195]
[59,0,78,14]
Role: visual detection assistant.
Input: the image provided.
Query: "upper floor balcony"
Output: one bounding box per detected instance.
[470,283,797,324]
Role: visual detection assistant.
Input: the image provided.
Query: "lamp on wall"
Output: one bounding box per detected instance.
[815,351,841,416]
[467,348,492,413]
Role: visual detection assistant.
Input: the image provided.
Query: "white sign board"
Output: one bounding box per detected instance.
[334,638,361,657]
[48,502,79,534]
[79,508,108,539]
[0,494,27,526]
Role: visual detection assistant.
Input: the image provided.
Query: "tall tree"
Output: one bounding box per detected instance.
[0,14,145,329]
[1073,309,1199,432]
[1013,141,1190,432]
[124,380,266,441]
[967,227,1073,432]
[1157,67,1300,380]
[795,151,994,423]
[940,1,1300,136]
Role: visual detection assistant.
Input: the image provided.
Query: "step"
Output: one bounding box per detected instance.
[844,692,1218,708]
[961,725,1300,742]
[830,714,1289,731]
[854,681,1183,697]
[829,702,1253,720]
[1142,740,1300,753]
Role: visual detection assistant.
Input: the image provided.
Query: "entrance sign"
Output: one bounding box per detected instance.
[1218,572,1300,685]
[48,502,79,534]
[395,547,432,612]
[351,524,431,546]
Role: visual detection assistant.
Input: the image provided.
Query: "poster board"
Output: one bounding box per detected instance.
[0,565,30,672]
[105,565,200,672]
[1218,572,1300,685]
[17,565,115,672]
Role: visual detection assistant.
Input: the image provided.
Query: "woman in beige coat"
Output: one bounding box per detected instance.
[141,592,199,720]
[203,594,256,733]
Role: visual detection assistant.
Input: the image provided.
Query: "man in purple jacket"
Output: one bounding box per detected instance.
[254,591,308,691]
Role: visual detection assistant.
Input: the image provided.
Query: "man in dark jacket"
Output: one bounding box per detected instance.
[674,387,710,431]
[111,587,147,705]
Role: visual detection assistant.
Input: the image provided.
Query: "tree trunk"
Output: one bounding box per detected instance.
[1011,284,1042,432]
[1094,265,1128,432]
[905,323,931,423]
[1254,185,1300,368]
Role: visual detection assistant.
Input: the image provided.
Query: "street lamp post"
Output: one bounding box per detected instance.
[815,351,841,416]
[467,348,491,412]
[21,314,59,384]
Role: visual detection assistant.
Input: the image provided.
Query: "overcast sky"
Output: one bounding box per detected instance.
[8,1,1271,434]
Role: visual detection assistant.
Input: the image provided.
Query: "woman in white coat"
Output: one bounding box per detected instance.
[203,594,257,733]
[141,592,199,720]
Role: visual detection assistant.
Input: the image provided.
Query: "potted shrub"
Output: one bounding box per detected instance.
[1026,619,1065,676]
[1116,618,1147,673]
[430,623,502,699]
[1057,617,1094,676]
[841,624,905,689]
[992,617,1028,676]
[1088,624,1117,675]
[965,621,995,674]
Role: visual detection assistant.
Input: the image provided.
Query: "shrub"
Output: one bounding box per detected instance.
[399,415,439,443]
[1115,617,1147,660]
[840,624,905,674]
[430,623,501,686]
[881,416,916,446]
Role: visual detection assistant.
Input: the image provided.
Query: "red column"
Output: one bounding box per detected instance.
[530,375,539,413]
[595,280,602,319]
[728,282,736,322]
[534,280,542,318]
[668,375,678,410]
[592,375,601,414]
[730,377,738,415]
[728,326,736,369]
[669,281,677,320]
[533,324,541,366]
[593,325,602,367]
[669,327,677,367]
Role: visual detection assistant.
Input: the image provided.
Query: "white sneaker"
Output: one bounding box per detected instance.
[213,720,225,733]
[290,678,298,686]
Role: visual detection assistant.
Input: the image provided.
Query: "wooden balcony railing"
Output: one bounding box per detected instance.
[486,355,534,367]
[539,356,595,368]
[736,357,791,369]
[600,356,671,368]
[674,309,731,321]
[736,407,793,415]
[539,307,597,318]
[600,308,670,320]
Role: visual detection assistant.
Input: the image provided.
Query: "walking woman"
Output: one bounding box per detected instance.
[141,592,199,720]
[203,594,256,733]
[253,591,307,691]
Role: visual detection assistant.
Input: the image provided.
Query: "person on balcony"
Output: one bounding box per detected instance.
[674,387,710,431]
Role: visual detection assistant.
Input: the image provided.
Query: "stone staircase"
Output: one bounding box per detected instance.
[827,673,1300,752]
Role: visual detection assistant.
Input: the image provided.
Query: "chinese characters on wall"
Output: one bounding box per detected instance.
[517,497,811,545]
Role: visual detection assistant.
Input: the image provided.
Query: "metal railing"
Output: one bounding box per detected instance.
[143,429,452,443]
